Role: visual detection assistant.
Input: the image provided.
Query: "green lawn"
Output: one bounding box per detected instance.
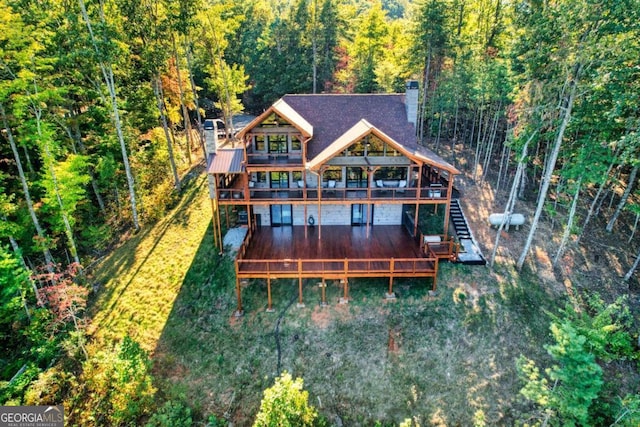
[88,171,215,351]
[89,170,563,426]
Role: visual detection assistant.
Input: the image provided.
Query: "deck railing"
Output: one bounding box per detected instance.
[218,185,448,203]
[236,255,438,279]
[236,218,256,261]
[420,233,459,261]
[246,152,303,165]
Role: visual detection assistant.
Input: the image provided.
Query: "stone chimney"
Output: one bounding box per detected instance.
[204,126,218,156]
[405,80,419,128]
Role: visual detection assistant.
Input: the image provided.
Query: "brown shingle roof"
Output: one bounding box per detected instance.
[282,94,412,159]
[281,94,458,174]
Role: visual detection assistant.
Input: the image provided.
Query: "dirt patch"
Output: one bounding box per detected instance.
[311,306,331,329]
[442,139,639,305]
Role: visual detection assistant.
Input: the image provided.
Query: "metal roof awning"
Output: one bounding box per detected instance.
[207,149,245,174]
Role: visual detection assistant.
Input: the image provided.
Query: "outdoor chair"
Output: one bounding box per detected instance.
[327,180,336,195]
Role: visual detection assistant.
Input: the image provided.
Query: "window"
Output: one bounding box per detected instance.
[292,171,303,182]
[255,172,267,183]
[374,167,407,181]
[346,167,367,187]
[270,171,289,188]
[291,136,301,151]
[324,166,342,182]
[268,135,288,154]
[366,137,384,156]
[385,145,400,157]
[254,135,266,151]
[260,112,289,127]
[347,141,365,157]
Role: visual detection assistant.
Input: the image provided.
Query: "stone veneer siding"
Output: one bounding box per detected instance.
[253,203,403,226]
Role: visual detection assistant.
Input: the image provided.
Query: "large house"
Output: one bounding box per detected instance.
[206,82,462,315]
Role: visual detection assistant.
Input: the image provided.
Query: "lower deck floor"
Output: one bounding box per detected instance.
[241,225,423,260]
[232,225,454,314]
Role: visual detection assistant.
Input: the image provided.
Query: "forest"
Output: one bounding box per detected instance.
[1,0,639,425]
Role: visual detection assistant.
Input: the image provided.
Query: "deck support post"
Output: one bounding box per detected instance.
[386,268,396,300]
[429,266,438,296]
[443,173,454,237]
[297,264,305,308]
[266,277,274,312]
[304,205,308,239]
[319,280,327,306]
[210,199,221,254]
[339,276,349,304]
[234,277,244,317]
[341,259,350,303]
[413,202,420,239]
[414,164,423,237]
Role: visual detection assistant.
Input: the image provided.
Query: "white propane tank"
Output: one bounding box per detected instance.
[489,213,525,230]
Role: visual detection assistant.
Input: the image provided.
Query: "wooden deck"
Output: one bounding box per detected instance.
[243,225,422,260]
[237,225,437,278]
[232,225,445,314]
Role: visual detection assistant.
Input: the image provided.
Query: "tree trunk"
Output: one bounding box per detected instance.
[606,164,638,233]
[417,46,432,144]
[473,106,484,181]
[577,160,615,243]
[490,131,533,267]
[30,88,82,267]
[453,99,459,144]
[184,37,206,161]
[517,67,581,271]
[553,176,582,266]
[72,115,106,212]
[1,102,55,270]
[6,228,39,313]
[518,159,528,199]
[628,211,639,243]
[624,245,640,282]
[481,104,501,182]
[205,16,235,141]
[153,76,181,192]
[495,138,507,196]
[79,0,140,231]
[58,107,107,212]
[434,109,443,151]
[172,34,192,167]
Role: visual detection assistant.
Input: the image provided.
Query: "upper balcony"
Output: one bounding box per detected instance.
[246,151,304,166]
[217,178,449,204]
[245,128,305,167]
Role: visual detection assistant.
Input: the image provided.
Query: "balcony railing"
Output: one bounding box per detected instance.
[246,152,303,166]
[217,184,448,203]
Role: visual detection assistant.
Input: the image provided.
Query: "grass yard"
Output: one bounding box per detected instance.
[153,256,560,425]
[89,169,566,426]
[88,168,214,351]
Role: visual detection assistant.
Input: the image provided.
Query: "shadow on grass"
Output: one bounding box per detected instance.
[88,170,208,340]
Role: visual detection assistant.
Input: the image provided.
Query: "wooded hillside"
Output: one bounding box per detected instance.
[1,0,639,425]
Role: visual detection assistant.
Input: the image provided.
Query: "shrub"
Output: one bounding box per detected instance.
[146,399,192,427]
[253,372,318,427]
[71,336,156,426]
[518,295,639,426]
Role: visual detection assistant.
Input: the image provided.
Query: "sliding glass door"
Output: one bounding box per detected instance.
[346,167,368,188]
[351,204,372,226]
[269,172,289,188]
[271,205,292,226]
